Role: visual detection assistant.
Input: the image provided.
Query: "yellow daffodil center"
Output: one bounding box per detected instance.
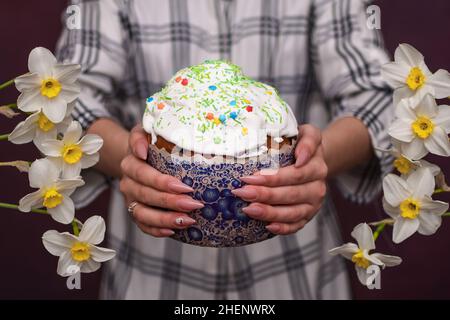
[70,242,91,262]
[406,67,426,91]
[400,198,421,219]
[40,78,62,99]
[412,115,434,139]
[394,156,412,175]
[42,187,63,208]
[351,249,370,269]
[37,112,55,132]
[61,144,83,164]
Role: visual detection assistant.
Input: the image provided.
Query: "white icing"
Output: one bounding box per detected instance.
[143,60,298,157]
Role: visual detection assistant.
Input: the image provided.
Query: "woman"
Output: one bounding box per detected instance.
[57,0,393,299]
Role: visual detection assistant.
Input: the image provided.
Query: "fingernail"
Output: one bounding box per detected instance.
[231,187,258,201]
[266,224,281,233]
[169,181,194,193]
[240,175,266,185]
[175,216,196,226]
[242,205,263,217]
[136,142,148,160]
[295,150,310,168]
[160,229,175,236]
[176,198,204,210]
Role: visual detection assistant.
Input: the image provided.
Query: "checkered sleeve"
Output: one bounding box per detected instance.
[56,0,127,130]
[311,0,394,203]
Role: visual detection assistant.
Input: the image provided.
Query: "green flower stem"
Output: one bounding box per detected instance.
[434,188,450,194]
[372,223,386,241]
[0,79,14,90]
[0,202,48,215]
[370,212,450,241]
[72,220,80,236]
[0,134,10,141]
[2,103,17,109]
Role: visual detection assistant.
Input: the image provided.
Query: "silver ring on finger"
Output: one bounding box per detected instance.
[127,201,139,218]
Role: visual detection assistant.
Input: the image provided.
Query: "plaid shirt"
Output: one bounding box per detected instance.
[57,0,394,299]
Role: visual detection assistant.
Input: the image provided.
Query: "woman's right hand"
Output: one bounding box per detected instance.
[119,124,204,237]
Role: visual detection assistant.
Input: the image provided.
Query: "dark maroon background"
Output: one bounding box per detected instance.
[0,1,449,299]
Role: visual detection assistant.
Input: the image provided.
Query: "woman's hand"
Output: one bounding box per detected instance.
[119,125,204,237]
[233,125,328,235]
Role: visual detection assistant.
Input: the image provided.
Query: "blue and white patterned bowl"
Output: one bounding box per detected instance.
[147,143,295,247]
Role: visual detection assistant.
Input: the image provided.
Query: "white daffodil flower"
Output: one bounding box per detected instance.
[14,47,80,123]
[18,158,84,224]
[388,94,450,160]
[382,167,449,244]
[40,121,103,179]
[376,141,440,178]
[42,215,116,277]
[329,223,402,286]
[381,43,450,108]
[8,102,74,152]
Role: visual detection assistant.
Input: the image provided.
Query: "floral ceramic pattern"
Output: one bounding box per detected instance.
[147,144,296,247]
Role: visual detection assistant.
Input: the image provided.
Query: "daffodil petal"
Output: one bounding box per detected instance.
[17,89,44,113]
[40,140,64,157]
[29,158,60,188]
[420,197,449,215]
[59,83,81,103]
[42,96,68,123]
[382,174,410,206]
[47,197,75,224]
[428,69,450,99]
[18,190,43,212]
[355,265,370,287]
[55,178,85,193]
[388,119,414,143]
[57,251,77,277]
[14,73,41,92]
[415,94,438,118]
[407,167,435,198]
[364,251,384,266]
[53,64,81,83]
[417,211,442,235]
[28,47,57,76]
[34,128,58,152]
[351,223,375,251]
[393,86,414,107]
[80,153,99,171]
[78,215,106,244]
[63,121,83,144]
[42,230,76,256]
[394,43,424,67]
[371,253,402,267]
[79,258,101,274]
[382,197,400,218]
[404,86,434,109]
[402,138,428,160]
[328,243,358,260]
[392,217,419,243]
[424,127,450,157]
[61,161,82,179]
[79,134,103,154]
[434,105,450,132]
[8,114,39,144]
[381,62,409,88]
[90,245,116,262]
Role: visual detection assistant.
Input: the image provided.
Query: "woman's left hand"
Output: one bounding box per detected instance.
[233,124,328,235]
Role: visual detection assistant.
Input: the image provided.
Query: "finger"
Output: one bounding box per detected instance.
[135,221,176,237]
[120,176,203,212]
[133,203,196,229]
[240,154,328,187]
[231,180,327,205]
[120,154,194,193]
[295,124,322,168]
[266,220,309,235]
[129,123,149,160]
[242,202,315,223]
